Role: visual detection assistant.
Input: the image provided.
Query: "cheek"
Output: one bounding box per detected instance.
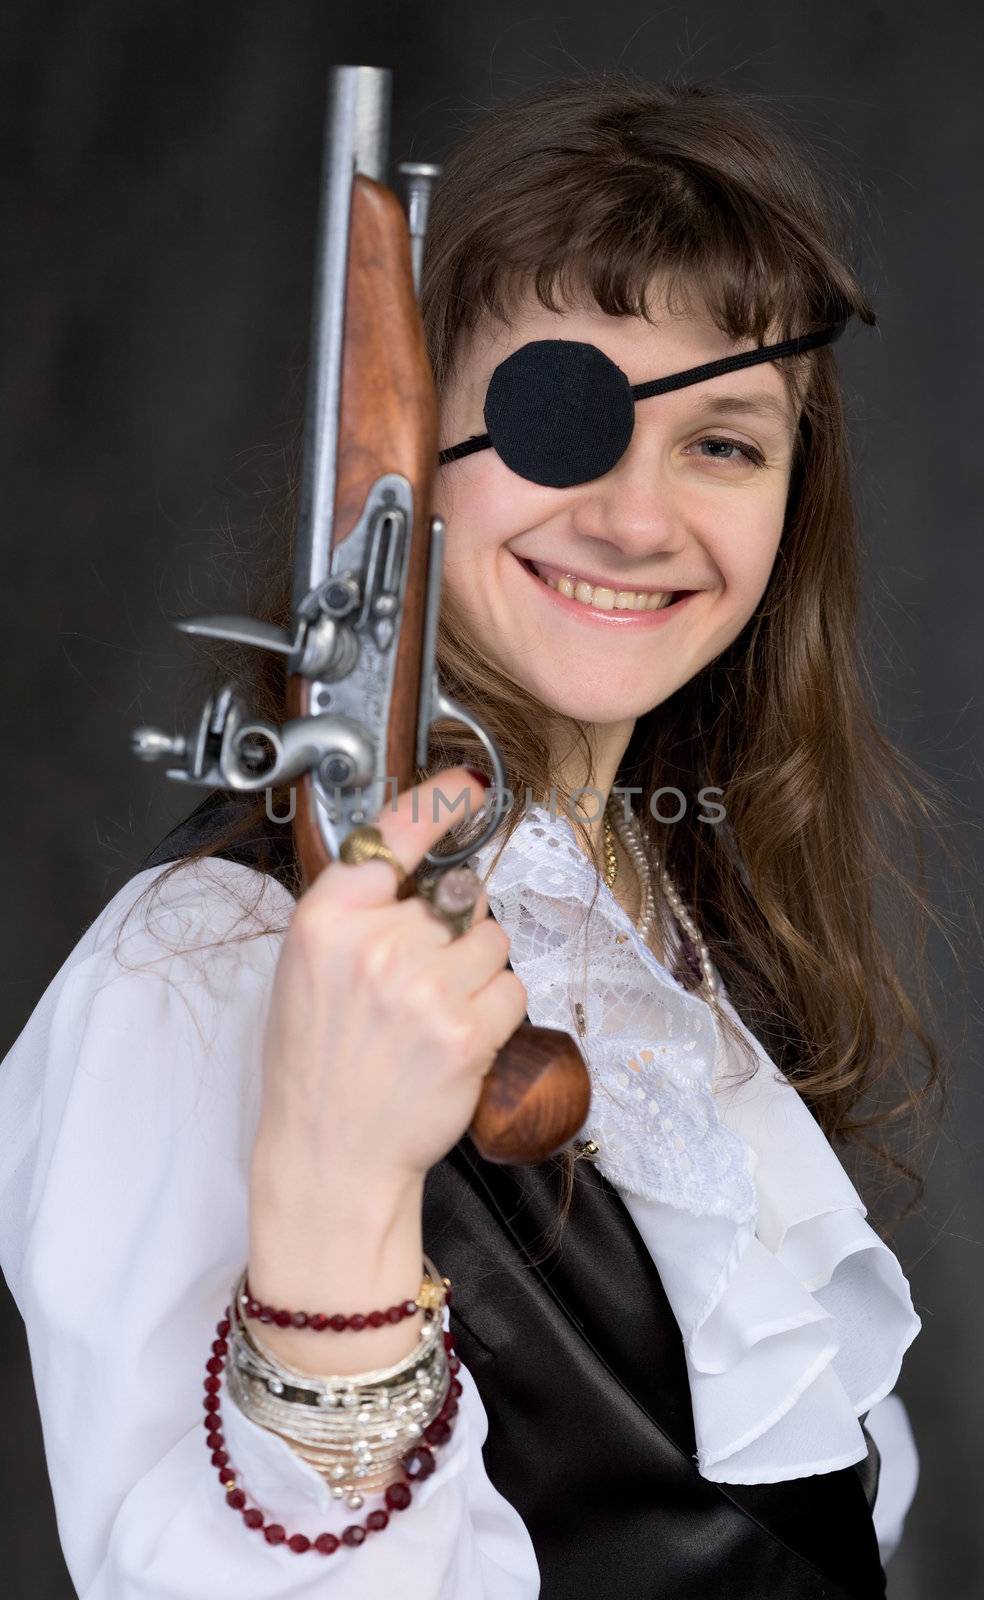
[709,499,785,607]
[694,507,785,662]
[432,462,548,596]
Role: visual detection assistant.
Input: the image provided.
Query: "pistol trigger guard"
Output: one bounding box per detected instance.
[420,683,508,869]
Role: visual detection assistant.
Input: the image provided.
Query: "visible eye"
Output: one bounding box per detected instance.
[688,436,767,469]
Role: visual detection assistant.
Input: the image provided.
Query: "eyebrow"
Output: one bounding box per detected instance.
[686,390,794,433]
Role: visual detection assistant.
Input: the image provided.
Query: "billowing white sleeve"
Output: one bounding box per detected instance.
[0,859,540,1599]
[865,1390,920,1565]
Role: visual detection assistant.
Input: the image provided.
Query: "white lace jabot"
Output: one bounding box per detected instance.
[468,803,921,1485]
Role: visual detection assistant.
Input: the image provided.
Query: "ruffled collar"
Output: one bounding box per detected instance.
[468,802,921,1484]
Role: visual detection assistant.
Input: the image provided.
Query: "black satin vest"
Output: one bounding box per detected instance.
[141,792,885,1599]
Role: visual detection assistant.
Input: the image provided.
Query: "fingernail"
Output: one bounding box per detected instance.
[465,767,490,789]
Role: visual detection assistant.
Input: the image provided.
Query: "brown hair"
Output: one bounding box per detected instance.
[133,71,968,1243]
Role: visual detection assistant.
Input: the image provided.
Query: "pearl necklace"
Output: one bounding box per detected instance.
[603,794,719,1005]
[574,798,722,1160]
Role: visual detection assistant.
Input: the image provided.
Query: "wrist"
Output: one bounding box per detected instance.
[250,1133,424,1230]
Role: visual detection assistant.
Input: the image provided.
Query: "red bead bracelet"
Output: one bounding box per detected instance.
[205,1306,463,1555]
[240,1268,451,1332]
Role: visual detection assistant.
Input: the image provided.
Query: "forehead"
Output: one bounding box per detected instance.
[452,280,799,430]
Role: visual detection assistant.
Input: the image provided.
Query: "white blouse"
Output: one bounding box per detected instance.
[467,804,922,1486]
[0,804,921,1598]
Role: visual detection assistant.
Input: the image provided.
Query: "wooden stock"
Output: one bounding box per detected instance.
[287,175,434,885]
[289,175,591,1167]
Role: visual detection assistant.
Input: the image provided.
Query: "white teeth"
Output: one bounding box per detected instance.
[534,565,674,612]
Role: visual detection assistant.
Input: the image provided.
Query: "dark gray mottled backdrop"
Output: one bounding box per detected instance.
[2,2,981,1595]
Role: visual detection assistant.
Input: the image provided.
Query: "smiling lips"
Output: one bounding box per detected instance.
[524,558,688,615]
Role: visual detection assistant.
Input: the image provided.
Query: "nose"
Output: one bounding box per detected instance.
[567,430,689,566]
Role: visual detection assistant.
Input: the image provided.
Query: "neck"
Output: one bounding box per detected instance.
[548,716,663,960]
[549,715,637,857]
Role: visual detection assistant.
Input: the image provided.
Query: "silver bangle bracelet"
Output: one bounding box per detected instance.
[228,1320,448,1440]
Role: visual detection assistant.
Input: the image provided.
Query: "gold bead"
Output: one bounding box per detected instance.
[415,1278,447,1311]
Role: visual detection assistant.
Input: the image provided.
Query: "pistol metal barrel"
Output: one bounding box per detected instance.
[292,65,392,624]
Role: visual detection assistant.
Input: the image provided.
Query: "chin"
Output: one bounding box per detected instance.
[521,674,668,725]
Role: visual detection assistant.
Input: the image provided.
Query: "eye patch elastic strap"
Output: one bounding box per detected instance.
[438,320,848,489]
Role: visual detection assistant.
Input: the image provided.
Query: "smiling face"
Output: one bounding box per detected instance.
[433,281,802,736]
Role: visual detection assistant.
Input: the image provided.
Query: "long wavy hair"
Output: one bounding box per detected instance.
[131,71,964,1243]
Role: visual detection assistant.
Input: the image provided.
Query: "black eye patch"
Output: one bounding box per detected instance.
[437,322,847,489]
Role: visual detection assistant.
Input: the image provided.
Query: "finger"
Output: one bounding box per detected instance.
[365,882,492,968]
[414,908,509,1000]
[468,967,530,1058]
[309,767,491,912]
[400,882,492,947]
[367,888,496,998]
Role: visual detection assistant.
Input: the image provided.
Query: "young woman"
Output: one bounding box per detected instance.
[0,73,945,1598]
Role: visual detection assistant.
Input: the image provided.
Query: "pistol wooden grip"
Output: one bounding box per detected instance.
[469,1023,592,1166]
